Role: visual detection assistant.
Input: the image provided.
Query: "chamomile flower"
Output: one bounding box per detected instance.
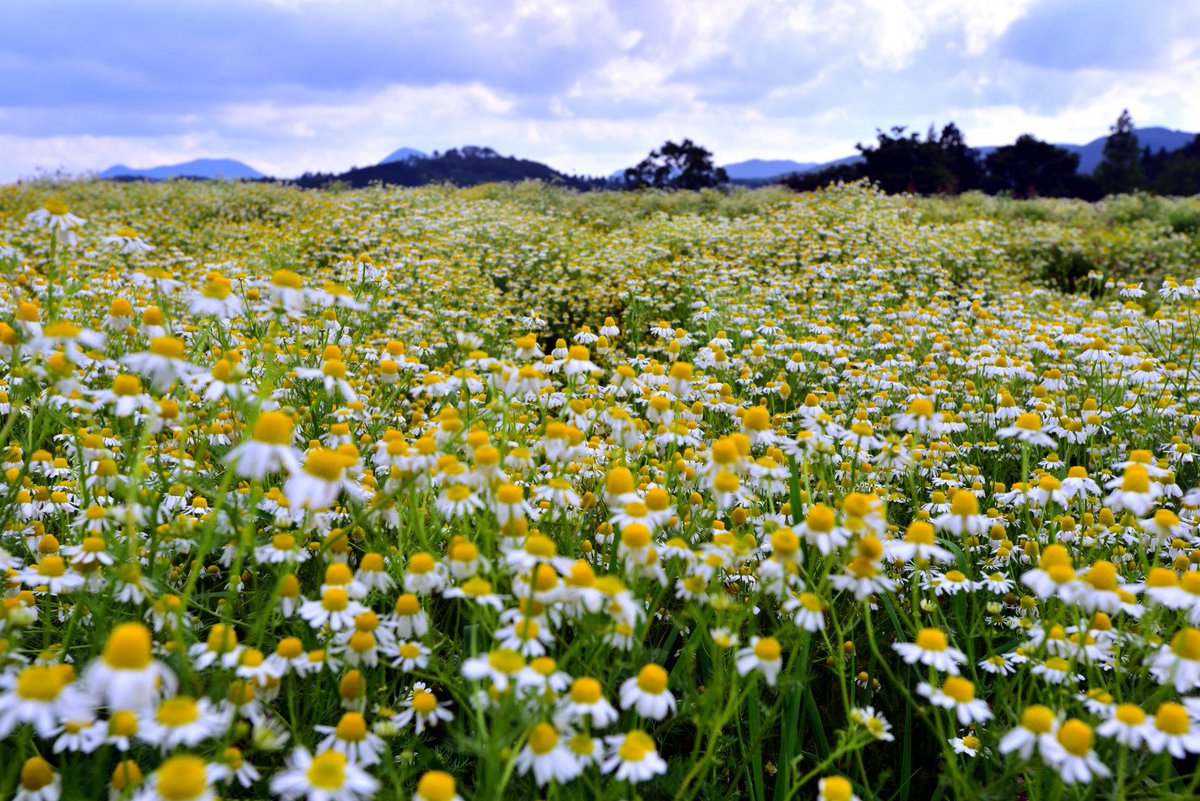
[1096,703,1154,749]
[83,622,177,710]
[122,337,198,391]
[285,449,356,512]
[515,721,582,786]
[269,748,379,801]
[1146,627,1200,691]
[849,706,894,741]
[412,771,461,801]
[998,705,1058,759]
[396,683,454,734]
[557,676,619,727]
[602,730,667,783]
[1041,719,1110,784]
[817,776,861,801]
[893,628,967,674]
[226,412,303,479]
[0,663,86,738]
[736,636,783,686]
[137,754,228,801]
[918,677,993,725]
[315,712,386,766]
[618,664,676,721]
[139,696,232,750]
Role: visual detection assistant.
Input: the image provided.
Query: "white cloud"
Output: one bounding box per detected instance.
[1,0,1197,182]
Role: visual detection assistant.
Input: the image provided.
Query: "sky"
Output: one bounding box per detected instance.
[1,0,1198,181]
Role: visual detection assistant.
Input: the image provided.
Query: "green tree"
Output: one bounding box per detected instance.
[856,126,953,194]
[983,135,1092,198]
[1094,109,1145,195]
[623,139,728,190]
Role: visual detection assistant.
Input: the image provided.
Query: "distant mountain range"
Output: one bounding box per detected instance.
[721,126,1198,182]
[100,158,265,180]
[96,126,1197,187]
[378,147,427,164]
[291,145,602,190]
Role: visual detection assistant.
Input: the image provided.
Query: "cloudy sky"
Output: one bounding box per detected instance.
[2,0,1198,180]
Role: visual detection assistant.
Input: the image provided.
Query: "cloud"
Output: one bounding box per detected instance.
[997,0,1199,72]
[0,0,1198,181]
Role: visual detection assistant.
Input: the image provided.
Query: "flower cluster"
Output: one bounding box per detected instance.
[0,180,1199,801]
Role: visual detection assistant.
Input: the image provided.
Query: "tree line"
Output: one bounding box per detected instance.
[622,112,1200,198]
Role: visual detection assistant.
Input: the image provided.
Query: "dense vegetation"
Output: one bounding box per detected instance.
[0,180,1199,801]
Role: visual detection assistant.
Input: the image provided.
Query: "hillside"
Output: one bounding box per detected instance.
[100,158,264,180]
[291,146,602,189]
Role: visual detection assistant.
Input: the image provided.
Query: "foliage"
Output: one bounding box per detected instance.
[0,181,1199,801]
[1094,110,1146,196]
[622,140,730,191]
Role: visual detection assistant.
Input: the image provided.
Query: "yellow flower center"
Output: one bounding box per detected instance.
[771,528,799,556]
[806,504,835,533]
[487,648,524,675]
[272,269,303,289]
[942,677,975,703]
[1155,703,1189,736]
[1014,413,1042,431]
[103,623,154,670]
[621,523,651,549]
[821,776,853,801]
[754,637,781,661]
[1056,719,1093,757]
[322,588,349,611]
[156,696,200,727]
[636,664,668,694]
[253,412,294,445]
[155,755,208,801]
[335,712,368,742]
[304,449,349,481]
[528,722,559,755]
[1121,465,1150,494]
[617,730,655,762]
[1114,704,1146,726]
[306,751,347,790]
[20,757,55,792]
[1171,628,1200,660]
[915,628,948,652]
[1022,705,1054,733]
[16,665,66,701]
[416,771,457,801]
[412,689,438,714]
[394,594,420,615]
[149,337,186,360]
[37,556,66,577]
[1084,561,1118,592]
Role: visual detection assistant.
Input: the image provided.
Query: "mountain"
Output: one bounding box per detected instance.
[722,159,818,180]
[379,147,428,164]
[293,145,605,190]
[1067,127,1195,173]
[733,127,1198,183]
[100,158,264,180]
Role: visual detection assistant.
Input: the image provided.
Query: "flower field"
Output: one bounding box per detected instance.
[2,179,1200,801]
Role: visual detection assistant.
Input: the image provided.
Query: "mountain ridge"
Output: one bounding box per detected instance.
[94,126,1197,186]
[724,126,1198,182]
[100,158,264,180]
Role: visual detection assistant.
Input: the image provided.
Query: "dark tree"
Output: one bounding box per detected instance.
[1094,110,1145,195]
[855,126,955,194]
[777,162,867,192]
[623,139,729,190]
[1144,134,1200,196]
[938,123,984,192]
[983,135,1086,198]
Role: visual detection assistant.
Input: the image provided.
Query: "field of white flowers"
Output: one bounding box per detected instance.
[1,179,1199,801]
